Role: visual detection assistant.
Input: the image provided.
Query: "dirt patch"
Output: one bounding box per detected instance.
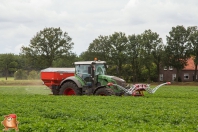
[0,80,43,86]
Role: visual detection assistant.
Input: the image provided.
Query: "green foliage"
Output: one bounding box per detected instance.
[127,34,142,82]
[82,31,163,82]
[139,29,163,83]
[21,27,74,68]
[165,25,191,81]
[86,32,129,77]
[109,32,128,77]
[0,85,198,131]
[28,70,40,80]
[14,69,28,80]
[52,53,79,67]
[14,70,40,80]
[78,51,95,61]
[188,26,198,81]
[106,65,119,76]
[87,35,111,61]
[0,53,18,79]
[121,64,133,82]
[1,25,198,83]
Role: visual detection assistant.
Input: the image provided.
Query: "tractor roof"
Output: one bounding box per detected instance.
[74,61,106,65]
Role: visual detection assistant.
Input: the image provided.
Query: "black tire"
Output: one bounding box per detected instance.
[51,85,59,95]
[52,88,59,95]
[95,87,115,96]
[59,81,81,95]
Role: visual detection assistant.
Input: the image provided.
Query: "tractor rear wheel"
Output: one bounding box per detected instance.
[59,81,81,95]
[95,87,115,96]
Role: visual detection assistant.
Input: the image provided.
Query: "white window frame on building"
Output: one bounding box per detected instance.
[169,66,173,70]
[184,73,189,80]
[164,66,167,70]
[172,74,176,81]
[159,74,163,81]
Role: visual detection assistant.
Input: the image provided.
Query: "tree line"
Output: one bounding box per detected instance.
[0,26,198,82]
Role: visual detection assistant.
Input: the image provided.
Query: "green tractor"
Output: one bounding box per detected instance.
[58,60,126,96]
[41,60,170,96]
[41,60,126,96]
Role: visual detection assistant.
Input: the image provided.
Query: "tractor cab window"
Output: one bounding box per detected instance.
[75,64,91,80]
[95,64,106,75]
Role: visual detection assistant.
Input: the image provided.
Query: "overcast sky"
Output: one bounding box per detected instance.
[0,0,198,56]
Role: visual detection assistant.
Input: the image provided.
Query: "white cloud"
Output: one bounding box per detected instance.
[0,0,198,55]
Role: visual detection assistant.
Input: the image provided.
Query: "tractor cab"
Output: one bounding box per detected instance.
[74,60,107,87]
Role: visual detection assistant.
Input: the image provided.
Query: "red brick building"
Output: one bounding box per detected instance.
[159,58,198,82]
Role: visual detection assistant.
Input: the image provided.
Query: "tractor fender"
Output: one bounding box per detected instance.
[60,76,82,88]
[93,85,107,94]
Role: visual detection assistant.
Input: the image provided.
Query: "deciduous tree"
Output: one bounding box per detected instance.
[139,29,163,83]
[165,25,191,82]
[109,32,128,77]
[188,26,198,81]
[21,27,74,68]
[87,35,111,61]
[127,34,142,82]
[0,54,18,80]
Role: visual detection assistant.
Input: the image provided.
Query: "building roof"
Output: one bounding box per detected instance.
[183,57,197,70]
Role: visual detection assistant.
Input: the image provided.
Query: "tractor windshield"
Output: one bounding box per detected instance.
[95,64,106,75]
[75,63,107,77]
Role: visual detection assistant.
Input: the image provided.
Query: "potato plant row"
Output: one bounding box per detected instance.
[0,85,198,131]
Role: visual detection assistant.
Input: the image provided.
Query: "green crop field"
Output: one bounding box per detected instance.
[0,83,198,131]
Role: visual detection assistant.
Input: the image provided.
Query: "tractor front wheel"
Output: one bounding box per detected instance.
[95,87,115,96]
[59,81,81,95]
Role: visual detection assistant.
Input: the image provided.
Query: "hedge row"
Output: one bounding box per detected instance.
[14,69,40,80]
